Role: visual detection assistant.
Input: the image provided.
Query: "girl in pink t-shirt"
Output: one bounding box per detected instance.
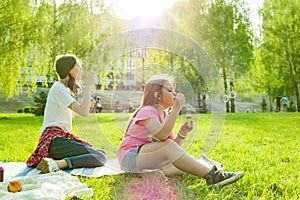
[117,74,244,188]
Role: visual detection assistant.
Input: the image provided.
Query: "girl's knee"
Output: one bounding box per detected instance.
[158,139,183,155]
[164,139,179,147]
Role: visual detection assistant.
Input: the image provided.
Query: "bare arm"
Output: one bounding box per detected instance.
[138,93,185,140]
[155,93,184,140]
[70,72,95,116]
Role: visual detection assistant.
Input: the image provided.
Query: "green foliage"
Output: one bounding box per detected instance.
[163,0,254,113]
[245,49,284,96]
[0,1,114,98]
[260,0,300,111]
[33,91,48,116]
[238,93,253,102]
[0,1,32,97]
[23,106,32,113]
[17,108,23,113]
[1,0,299,113]
[1,113,300,199]
[288,99,297,112]
[261,98,268,112]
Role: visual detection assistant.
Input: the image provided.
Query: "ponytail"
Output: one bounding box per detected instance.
[67,74,81,96]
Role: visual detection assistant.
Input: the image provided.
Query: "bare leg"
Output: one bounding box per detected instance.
[161,163,183,176]
[36,158,67,173]
[173,154,210,177]
[56,160,68,169]
[158,155,223,176]
[137,139,244,188]
[137,139,210,178]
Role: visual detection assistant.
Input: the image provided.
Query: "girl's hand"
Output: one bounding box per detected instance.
[173,93,185,110]
[85,72,95,86]
[177,121,194,140]
[179,121,194,135]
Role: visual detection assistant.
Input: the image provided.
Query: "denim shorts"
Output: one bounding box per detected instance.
[121,148,140,173]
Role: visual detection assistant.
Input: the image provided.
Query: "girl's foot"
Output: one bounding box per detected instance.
[36,158,60,173]
[204,166,244,188]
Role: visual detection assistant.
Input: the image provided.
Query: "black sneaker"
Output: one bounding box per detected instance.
[204,166,244,188]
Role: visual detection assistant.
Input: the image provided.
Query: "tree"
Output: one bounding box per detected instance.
[0,0,115,99]
[163,0,254,112]
[260,0,300,111]
[0,0,32,97]
[33,91,48,116]
[245,49,284,112]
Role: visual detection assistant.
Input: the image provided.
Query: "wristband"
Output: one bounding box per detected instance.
[177,131,187,139]
[179,129,188,136]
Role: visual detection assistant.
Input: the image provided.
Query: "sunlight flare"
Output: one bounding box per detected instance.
[110,0,180,20]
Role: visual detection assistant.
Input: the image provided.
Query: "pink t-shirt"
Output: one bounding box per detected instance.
[116,105,174,166]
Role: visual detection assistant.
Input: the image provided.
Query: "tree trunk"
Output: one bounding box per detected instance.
[202,94,207,113]
[197,92,201,113]
[268,87,273,112]
[230,78,235,113]
[230,98,235,113]
[223,68,230,112]
[294,81,300,112]
[287,56,299,112]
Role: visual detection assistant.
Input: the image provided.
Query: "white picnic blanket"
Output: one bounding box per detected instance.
[0,159,123,180]
[0,155,221,199]
[0,159,123,200]
[0,171,93,200]
[0,156,220,180]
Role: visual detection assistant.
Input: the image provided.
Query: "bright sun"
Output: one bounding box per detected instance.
[110,0,179,20]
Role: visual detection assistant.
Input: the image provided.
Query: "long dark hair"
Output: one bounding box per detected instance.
[55,54,82,96]
[125,74,172,132]
[68,74,81,96]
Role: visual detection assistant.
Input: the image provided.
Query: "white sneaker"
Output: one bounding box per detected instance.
[199,155,224,172]
[36,158,60,174]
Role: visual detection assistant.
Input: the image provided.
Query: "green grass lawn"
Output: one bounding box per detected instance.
[0,112,299,199]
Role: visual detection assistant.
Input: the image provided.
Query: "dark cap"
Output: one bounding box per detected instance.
[55,55,77,79]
